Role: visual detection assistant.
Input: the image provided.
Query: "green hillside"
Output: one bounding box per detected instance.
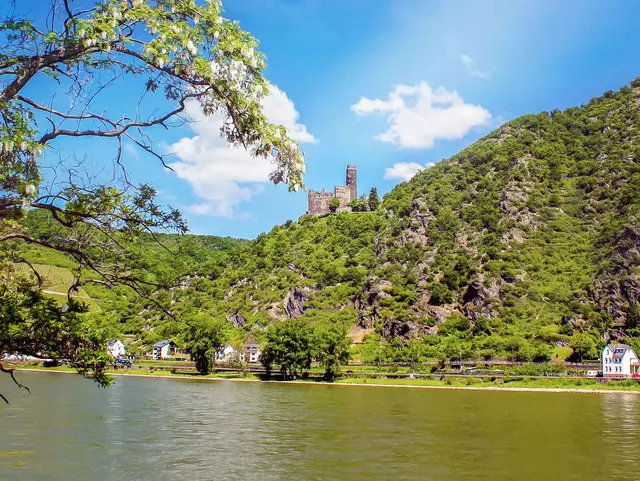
[16,263,101,313]
[17,216,248,350]
[19,79,640,361]
[173,78,639,362]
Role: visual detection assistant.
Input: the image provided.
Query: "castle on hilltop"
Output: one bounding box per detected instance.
[308,164,357,215]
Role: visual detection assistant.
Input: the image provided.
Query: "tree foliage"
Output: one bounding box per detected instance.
[0,0,305,389]
[312,320,350,380]
[181,315,228,375]
[368,187,380,211]
[0,263,111,402]
[261,318,313,380]
[569,333,597,362]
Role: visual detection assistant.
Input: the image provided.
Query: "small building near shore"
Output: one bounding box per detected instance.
[153,340,178,360]
[246,342,261,364]
[215,340,262,364]
[215,345,241,363]
[602,344,640,377]
[107,340,126,359]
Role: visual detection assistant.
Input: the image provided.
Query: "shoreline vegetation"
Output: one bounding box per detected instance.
[13,366,640,395]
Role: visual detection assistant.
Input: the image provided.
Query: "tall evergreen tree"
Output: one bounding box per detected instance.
[368,187,380,211]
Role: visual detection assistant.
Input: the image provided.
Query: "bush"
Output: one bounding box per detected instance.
[428,282,453,305]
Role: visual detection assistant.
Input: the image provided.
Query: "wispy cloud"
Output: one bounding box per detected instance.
[352,82,491,149]
[384,161,436,182]
[460,54,490,79]
[123,142,139,159]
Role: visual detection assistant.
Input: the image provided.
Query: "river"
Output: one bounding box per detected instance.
[1,371,639,480]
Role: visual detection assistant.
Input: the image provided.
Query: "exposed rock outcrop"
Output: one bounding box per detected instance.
[381,320,436,340]
[226,313,247,327]
[592,226,640,326]
[284,289,309,319]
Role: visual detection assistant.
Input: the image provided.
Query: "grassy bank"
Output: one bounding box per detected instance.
[335,376,640,391]
[13,365,640,393]
[14,365,261,381]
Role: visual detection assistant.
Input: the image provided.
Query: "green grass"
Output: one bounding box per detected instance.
[16,263,101,312]
[336,376,640,391]
[551,346,573,361]
[14,364,260,381]
[18,365,640,392]
[135,360,196,367]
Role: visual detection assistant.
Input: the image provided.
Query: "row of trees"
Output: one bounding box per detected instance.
[179,316,352,381]
[261,318,351,381]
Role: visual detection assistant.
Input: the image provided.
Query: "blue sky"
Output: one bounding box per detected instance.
[22,0,640,239]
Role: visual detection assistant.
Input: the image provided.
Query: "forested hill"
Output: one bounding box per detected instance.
[185,78,640,360]
[24,79,640,360]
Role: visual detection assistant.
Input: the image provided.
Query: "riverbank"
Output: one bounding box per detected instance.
[13,367,640,395]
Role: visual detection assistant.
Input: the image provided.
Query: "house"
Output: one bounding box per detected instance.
[602,344,640,377]
[215,345,242,363]
[214,341,262,364]
[153,340,178,360]
[107,340,126,359]
[246,342,261,364]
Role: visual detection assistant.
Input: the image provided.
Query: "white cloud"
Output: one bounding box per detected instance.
[169,84,317,217]
[260,87,317,144]
[384,161,435,182]
[460,54,490,79]
[123,142,139,158]
[351,82,491,149]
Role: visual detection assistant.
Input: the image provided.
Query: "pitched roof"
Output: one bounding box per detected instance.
[107,340,122,348]
[153,340,175,348]
[608,344,637,359]
[246,333,258,345]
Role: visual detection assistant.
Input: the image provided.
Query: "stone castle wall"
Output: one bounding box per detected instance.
[334,186,351,212]
[308,189,334,215]
[307,165,358,215]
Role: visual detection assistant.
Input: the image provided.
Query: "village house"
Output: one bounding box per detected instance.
[153,340,178,360]
[215,344,241,363]
[602,344,640,377]
[107,340,126,359]
[215,341,262,364]
[246,342,261,364]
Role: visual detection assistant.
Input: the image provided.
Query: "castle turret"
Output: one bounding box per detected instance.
[346,164,357,201]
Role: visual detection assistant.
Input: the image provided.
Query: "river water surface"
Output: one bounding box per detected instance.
[1,371,639,480]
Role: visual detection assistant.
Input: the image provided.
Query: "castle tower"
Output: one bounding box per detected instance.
[346,164,357,201]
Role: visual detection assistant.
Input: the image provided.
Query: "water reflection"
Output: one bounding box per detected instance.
[601,392,640,479]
